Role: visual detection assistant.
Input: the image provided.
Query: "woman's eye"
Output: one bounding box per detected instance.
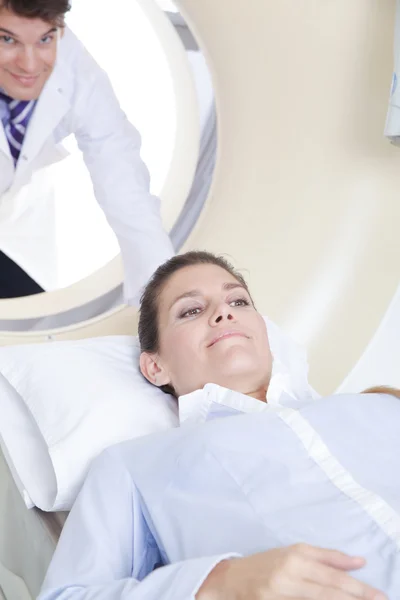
[179,307,202,318]
[40,35,53,44]
[230,298,250,307]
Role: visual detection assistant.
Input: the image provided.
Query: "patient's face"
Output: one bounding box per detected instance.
[144,264,272,399]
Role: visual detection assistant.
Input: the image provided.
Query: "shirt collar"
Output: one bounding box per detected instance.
[179,383,268,425]
[178,382,314,426]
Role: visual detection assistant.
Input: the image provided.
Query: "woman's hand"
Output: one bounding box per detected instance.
[196,543,386,600]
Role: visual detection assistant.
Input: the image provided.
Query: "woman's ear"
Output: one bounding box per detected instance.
[139,352,171,388]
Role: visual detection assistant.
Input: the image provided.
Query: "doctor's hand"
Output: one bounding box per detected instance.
[196,543,386,600]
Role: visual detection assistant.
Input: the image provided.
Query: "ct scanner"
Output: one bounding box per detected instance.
[0,0,399,597]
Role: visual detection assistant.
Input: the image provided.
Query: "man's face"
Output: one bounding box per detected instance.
[0,7,61,100]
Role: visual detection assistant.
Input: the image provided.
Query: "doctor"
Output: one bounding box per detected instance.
[0,0,174,299]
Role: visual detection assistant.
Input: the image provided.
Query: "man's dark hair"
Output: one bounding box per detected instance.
[0,0,71,25]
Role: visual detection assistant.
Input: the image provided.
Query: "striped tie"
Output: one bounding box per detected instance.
[0,91,36,165]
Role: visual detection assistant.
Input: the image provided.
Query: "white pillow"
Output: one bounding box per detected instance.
[0,336,179,512]
[0,373,55,508]
[264,317,320,404]
[0,321,317,513]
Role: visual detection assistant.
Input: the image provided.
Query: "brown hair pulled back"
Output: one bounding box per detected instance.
[138,251,251,395]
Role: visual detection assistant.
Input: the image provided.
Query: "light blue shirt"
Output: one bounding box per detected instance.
[38,387,400,599]
[0,93,10,128]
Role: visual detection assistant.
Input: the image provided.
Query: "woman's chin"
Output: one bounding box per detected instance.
[211,350,265,387]
[216,343,258,366]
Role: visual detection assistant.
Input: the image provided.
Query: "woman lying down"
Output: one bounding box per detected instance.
[39,251,400,600]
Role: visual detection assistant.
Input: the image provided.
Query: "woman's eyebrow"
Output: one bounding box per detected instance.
[169,290,202,310]
[223,282,246,292]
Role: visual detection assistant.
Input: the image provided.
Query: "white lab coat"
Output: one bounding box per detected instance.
[0,27,174,298]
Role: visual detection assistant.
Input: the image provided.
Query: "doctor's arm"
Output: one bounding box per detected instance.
[37,449,236,600]
[74,68,175,305]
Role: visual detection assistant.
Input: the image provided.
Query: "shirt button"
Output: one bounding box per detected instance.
[21,155,28,161]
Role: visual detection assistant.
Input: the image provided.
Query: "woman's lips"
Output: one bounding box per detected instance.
[208,331,248,347]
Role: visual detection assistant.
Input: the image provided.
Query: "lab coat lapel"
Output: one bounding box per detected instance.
[0,121,12,162]
[16,69,70,174]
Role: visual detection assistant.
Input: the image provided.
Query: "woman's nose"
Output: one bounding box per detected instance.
[215,313,234,323]
[211,303,234,324]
